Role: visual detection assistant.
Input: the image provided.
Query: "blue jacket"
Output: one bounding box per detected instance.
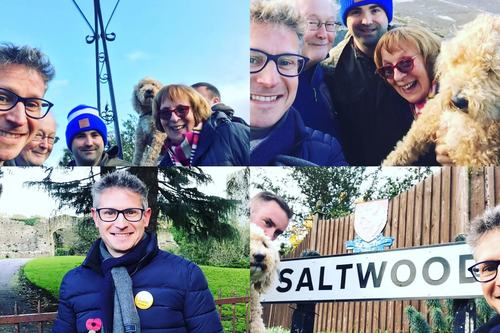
[476,314,500,333]
[159,110,249,166]
[293,63,341,143]
[250,108,348,166]
[52,234,223,333]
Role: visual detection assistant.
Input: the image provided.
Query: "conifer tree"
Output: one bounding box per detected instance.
[406,305,431,333]
[25,167,237,240]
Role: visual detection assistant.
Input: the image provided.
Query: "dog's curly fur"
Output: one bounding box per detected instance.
[131,77,166,166]
[383,13,500,166]
[250,224,280,333]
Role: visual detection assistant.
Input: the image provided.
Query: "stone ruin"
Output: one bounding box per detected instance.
[0,216,177,258]
[0,217,53,258]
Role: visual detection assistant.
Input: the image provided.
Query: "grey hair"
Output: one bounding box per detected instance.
[294,0,340,20]
[466,205,500,250]
[251,0,308,52]
[0,42,55,90]
[91,171,149,209]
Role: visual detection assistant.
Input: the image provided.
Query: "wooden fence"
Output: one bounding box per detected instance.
[0,290,250,333]
[262,166,500,333]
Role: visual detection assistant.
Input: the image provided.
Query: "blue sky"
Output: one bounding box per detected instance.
[2,0,249,165]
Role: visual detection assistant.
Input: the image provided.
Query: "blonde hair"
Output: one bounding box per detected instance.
[251,0,308,52]
[374,25,442,82]
[152,84,212,132]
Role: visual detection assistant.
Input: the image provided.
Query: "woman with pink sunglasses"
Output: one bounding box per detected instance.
[374,25,441,119]
[374,26,453,164]
[152,84,249,166]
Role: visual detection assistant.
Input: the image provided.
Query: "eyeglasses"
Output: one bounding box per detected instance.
[468,259,500,283]
[33,132,59,145]
[0,87,53,119]
[377,54,420,80]
[250,49,309,77]
[95,208,145,222]
[159,105,190,120]
[307,20,342,32]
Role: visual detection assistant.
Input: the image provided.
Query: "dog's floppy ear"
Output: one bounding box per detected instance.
[132,82,143,113]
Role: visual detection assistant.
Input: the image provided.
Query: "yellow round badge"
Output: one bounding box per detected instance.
[135,291,154,309]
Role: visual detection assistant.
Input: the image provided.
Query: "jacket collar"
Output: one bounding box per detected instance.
[82,232,159,276]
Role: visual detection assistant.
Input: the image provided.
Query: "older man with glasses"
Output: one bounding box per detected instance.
[0,42,55,166]
[250,0,347,166]
[466,206,500,332]
[53,171,223,333]
[291,0,343,142]
[8,112,58,166]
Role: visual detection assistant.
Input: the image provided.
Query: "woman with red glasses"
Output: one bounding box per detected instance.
[152,84,249,166]
[374,26,441,119]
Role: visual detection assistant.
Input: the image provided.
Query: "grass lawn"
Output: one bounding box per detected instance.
[23,256,85,298]
[24,256,249,333]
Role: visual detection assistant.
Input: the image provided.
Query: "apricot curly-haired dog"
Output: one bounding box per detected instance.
[250,224,280,333]
[132,77,165,166]
[383,13,500,166]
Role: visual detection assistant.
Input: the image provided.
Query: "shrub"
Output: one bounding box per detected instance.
[171,221,249,267]
[55,247,75,256]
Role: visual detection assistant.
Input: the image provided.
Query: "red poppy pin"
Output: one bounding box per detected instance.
[86,318,102,332]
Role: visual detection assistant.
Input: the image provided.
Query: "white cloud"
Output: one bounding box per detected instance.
[126,51,149,61]
[51,79,69,87]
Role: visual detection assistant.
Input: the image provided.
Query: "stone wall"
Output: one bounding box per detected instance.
[0,216,177,258]
[0,218,52,258]
[157,227,178,252]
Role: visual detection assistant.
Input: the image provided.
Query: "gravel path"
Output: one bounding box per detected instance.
[0,258,54,332]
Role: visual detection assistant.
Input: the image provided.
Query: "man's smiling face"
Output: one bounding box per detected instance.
[346,4,388,54]
[0,64,44,163]
[92,187,151,258]
[250,21,299,128]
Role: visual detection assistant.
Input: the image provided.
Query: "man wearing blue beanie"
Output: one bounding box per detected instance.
[319,0,436,166]
[65,104,133,166]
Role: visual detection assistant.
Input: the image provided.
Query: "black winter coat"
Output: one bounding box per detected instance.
[159,110,249,166]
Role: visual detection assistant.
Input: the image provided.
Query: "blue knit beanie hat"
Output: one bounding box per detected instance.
[65,104,108,151]
[338,0,393,26]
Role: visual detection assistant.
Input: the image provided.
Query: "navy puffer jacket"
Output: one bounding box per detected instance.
[52,234,223,333]
[159,110,249,166]
[476,314,500,333]
[250,108,348,166]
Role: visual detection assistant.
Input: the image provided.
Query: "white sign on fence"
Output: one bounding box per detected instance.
[260,243,484,304]
[354,199,389,242]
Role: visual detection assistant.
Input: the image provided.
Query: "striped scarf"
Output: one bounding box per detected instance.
[165,122,203,166]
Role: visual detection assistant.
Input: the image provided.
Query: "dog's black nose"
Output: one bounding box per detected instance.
[451,94,468,110]
[254,253,265,263]
[146,89,153,94]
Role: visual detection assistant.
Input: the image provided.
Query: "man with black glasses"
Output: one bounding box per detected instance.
[466,206,500,332]
[53,171,223,333]
[250,0,347,166]
[0,42,55,166]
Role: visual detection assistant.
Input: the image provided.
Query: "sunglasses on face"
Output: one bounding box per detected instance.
[159,105,190,120]
[377,54,420,80]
